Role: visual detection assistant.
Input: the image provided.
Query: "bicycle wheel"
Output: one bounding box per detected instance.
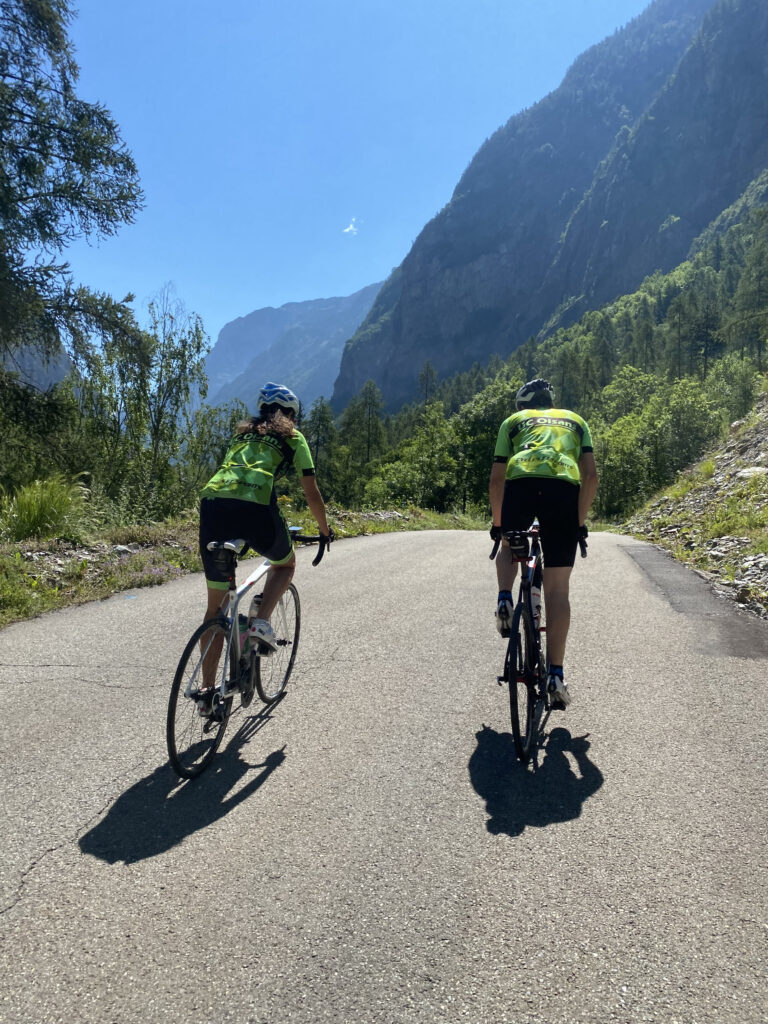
[506,603,537,762]
[167,618,234,778]
[255,584,300,703]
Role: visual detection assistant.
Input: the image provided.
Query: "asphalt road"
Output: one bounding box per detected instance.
[1,530,766,1024]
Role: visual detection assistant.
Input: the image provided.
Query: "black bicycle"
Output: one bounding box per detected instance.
[167,527,329,779]
[490,525,587,762]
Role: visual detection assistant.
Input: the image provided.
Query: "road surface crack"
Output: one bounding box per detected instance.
[0,743,158,916]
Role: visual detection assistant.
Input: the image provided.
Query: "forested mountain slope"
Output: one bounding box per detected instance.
[333,0,768,410]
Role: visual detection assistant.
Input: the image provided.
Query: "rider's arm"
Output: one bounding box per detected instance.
[489,461,507,527]
[300,474,330,536]
[577,452,598,526]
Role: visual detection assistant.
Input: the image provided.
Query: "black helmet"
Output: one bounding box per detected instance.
[515,378,554,410]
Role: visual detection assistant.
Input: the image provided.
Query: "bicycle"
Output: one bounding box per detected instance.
[166,527,329,779]
[490,525,587,762]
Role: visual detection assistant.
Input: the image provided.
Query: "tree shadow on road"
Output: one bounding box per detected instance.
[79,707,286,864]
[468,724,604,836]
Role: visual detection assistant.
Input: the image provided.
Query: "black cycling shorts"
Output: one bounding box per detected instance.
[199,497,293,588]
[501,477,580,568]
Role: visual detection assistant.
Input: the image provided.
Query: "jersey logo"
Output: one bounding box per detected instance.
[519,416,583,437]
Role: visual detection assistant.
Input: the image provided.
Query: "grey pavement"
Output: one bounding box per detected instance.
[0,530,766,1024]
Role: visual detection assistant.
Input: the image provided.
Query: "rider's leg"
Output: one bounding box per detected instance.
[204,586,228,621]
[495,542,519,592]
[257,554,296,621]
[542,565,572,666]
[201,584,229,689]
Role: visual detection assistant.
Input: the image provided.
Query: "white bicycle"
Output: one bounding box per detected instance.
[166,527,329,779]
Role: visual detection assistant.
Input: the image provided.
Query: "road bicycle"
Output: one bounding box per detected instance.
[490,525,587,762]
[167,527,329,779]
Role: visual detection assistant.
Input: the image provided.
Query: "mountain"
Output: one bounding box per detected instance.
[1,345,70,390]
[206,283,381,412]
[333,0,768,410]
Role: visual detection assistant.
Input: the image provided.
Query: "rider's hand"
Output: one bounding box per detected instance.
[322,527,335,545]
[490,524,503,542]
[579,524,589,539]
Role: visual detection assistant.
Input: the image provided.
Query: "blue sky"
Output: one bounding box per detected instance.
[65,0,652,344]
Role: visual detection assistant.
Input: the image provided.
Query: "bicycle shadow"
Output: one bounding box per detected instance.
[468,724,604,837]
[79,702,287,865]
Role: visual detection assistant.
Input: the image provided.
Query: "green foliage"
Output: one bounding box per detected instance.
[303,397,338,481]
[592,414,650,519]
[0,0,142,362]
[0,474,89,542]
[0,368,82,490]
[364,403,458,511]
[72,287,210,517]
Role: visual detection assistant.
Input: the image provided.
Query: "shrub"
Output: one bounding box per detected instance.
[0,475,89,542]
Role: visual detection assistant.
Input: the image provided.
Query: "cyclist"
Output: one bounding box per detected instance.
[489,378,598,709]
[199,382,333,653]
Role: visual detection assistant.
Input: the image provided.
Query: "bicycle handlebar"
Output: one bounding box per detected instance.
[292,532,331,566]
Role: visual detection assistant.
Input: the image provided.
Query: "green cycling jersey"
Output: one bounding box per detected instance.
[494,407,593,486]
[200,429,315,505]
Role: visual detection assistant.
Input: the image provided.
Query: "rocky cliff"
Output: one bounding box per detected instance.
[333,0,768,410]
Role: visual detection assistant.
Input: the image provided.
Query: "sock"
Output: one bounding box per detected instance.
[548,664,564,677]
[497,590,512,602]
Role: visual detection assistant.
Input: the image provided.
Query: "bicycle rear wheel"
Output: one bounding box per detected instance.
[255,584,300,703]
[506,603,537,762]
[167,619,234,778]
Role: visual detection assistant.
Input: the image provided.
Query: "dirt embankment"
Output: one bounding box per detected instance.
[623,391,768,620]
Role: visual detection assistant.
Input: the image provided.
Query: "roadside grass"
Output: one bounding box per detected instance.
[666,459,716,501]
[0,503,486,629]
[624,462,768,612]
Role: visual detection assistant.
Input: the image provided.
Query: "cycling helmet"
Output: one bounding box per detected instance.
[257,382,300,417]
[515,378,554,410]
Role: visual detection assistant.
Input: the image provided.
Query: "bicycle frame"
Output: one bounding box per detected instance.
[182,547,275,702]
[517,529,543,638]
[184,525,323,704]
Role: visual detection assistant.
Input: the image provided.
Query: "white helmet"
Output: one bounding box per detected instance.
[256,382,300,417]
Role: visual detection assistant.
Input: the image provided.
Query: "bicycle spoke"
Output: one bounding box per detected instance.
[255,584,300,704]
[167,619,233,778]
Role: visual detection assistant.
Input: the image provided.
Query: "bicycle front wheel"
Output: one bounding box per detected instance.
[167,619,234,778]
[255,584,300,703]
[506,603,537,762]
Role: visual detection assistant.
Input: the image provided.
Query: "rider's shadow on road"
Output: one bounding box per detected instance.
[79,713,286,865]
[469,724,604,836]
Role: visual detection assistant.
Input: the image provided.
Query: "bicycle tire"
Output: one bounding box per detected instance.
[506,602,537,762]
[255,583,300,703]
[167,618,234,778]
